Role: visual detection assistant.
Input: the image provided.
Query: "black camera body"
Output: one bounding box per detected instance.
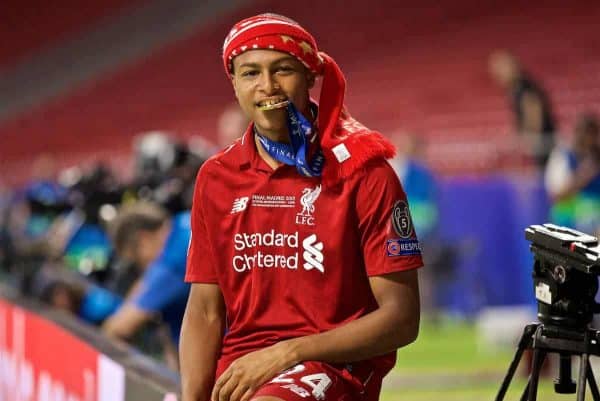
[526,224,600,330]
[497,224,600,400]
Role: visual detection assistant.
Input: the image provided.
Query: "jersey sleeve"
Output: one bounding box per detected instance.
[356,160,424,276]
[134,263,190,312]
[185,166,219,283]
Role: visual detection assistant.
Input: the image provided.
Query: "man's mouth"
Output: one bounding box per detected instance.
[256,98,289,111]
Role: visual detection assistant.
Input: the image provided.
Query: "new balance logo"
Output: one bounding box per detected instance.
[231,197,249,214]
[302,234,324,273]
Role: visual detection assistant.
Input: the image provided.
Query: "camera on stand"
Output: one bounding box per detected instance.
[496,223,600,401]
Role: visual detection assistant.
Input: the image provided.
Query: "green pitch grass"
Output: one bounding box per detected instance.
[382,318,596,400]
[394,317,515,373]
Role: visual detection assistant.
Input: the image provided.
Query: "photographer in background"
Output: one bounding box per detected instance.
[102,202,190,370]
[130,132,206,215]
[3,176,71,292]
[545,113,600,236]
[59,163,122,279]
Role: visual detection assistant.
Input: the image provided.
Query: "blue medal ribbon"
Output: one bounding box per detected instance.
[256,102,324,177]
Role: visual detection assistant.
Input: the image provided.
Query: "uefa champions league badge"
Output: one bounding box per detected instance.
[387,200,421,257]
[391,200,414,238]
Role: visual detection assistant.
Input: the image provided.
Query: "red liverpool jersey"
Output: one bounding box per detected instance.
[186,128,423,391]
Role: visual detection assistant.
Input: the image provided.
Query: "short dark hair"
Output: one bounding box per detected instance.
[575,113,599,137]
[109,202,168,256]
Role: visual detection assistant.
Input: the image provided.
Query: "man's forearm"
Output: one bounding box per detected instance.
[284,302,419,367]
[180,313,224,401]
[208,272,420,401]
[283,271,420,365]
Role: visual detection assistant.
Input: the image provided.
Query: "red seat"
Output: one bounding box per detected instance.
[1,0,599,182]
[0,0,145,70]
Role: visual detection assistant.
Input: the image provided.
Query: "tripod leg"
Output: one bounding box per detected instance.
[586,358,600,401]
[527,348,546,401]
[519,381,530,401]
[496,347,527,401]
[496,324,537,401]
[577,353,589,401]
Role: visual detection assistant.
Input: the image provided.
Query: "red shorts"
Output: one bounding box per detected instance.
[251,361,364,401]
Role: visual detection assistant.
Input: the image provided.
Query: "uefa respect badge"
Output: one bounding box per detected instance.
[386,238,422,257]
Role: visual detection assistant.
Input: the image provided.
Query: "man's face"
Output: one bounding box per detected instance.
[231,49,315,140]
[121,228,167,270]
[488,51,519,89]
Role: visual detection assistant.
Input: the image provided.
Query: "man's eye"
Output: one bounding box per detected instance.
[241,70,258,77]
[276,66,294,73]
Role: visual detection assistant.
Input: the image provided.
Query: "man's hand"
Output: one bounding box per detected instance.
[211,342,297,401]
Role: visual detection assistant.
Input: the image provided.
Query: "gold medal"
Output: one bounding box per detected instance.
[257,100,289,111]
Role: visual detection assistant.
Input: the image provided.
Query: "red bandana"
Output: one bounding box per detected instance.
[223,13,395,186]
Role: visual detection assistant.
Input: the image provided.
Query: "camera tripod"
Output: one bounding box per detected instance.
[496,322,600,401]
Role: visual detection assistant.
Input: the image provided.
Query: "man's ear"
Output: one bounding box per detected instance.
[230,74,240,99]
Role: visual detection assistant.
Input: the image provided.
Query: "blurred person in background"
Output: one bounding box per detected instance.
[58,163,121,279]
[38,270,122,325]
[0,179,13,272]
[2,155,72,292]
[130,131,205,215]
[489,50,556,168]
[132,131,179,190]
[5,162,120,287]
[391,132,450,318]
[0,199,14,275]
[217,102,249,148]
[545,113,600,236]
[9,162,122,315]
[390,132,438,241]
[99,134,204,299]
[5,154,68,250]
[102,201,190,370]
[181,13,421,401]
[16,163,126,326]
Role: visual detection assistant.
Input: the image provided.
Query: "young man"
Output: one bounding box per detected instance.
[181,14,422,401]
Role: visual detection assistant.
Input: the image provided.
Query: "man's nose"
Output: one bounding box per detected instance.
[258,73,280,94]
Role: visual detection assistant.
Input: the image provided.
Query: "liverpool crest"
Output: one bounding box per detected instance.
[296,185,321,226]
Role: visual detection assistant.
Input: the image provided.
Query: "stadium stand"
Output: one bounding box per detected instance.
[0,0,145,70]
[1,0,599,181]
[1,3,600,399]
